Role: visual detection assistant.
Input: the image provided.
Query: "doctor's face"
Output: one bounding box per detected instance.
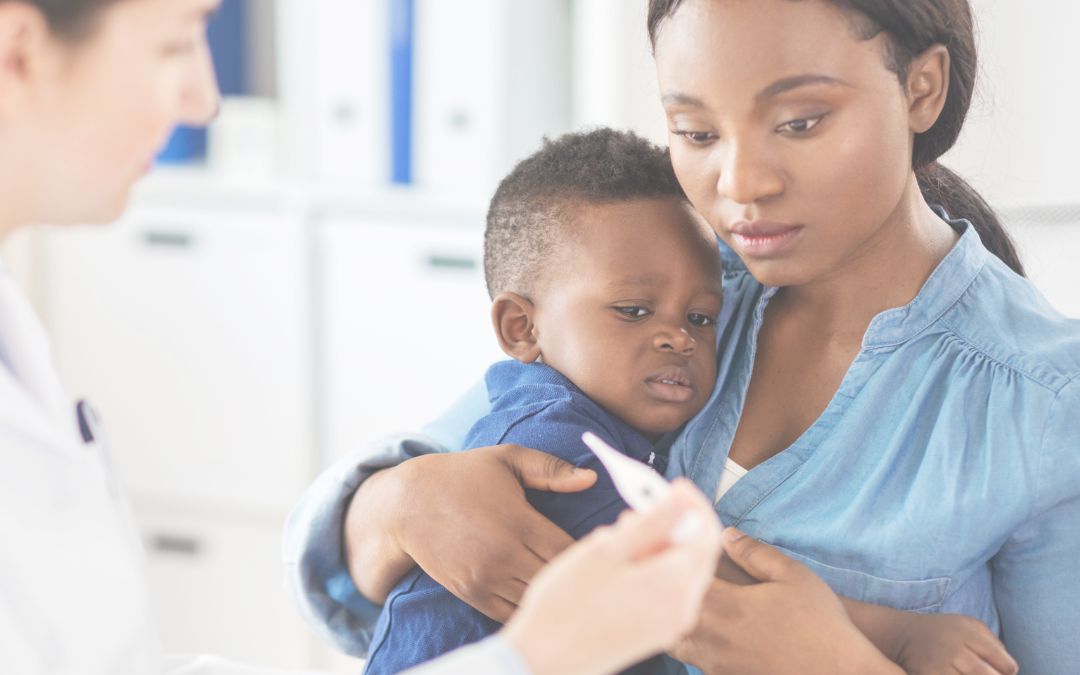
[20,0,220,226]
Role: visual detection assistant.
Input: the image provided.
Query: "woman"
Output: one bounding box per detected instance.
[0,1,725,673]
[286,0,1080,674]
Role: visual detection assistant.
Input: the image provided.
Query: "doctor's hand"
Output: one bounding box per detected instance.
[503,479,722,675]
[669,531,906,675]
[343,444,596,620]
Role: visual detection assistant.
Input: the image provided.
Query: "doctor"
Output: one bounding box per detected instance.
[0,0,725,674]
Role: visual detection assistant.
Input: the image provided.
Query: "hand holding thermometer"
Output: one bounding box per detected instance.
[582,431,706,542]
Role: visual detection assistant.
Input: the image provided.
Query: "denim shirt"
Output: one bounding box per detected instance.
[283,215,1080,675]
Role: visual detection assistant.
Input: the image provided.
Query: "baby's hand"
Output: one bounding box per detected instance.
[894,613,1017,675]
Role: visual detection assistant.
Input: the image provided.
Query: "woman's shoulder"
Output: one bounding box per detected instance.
[941,253,1080,393]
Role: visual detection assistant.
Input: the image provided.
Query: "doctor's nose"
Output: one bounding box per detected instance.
[179,36,222,126]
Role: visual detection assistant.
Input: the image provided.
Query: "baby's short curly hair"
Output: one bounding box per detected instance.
[484,128,687,299]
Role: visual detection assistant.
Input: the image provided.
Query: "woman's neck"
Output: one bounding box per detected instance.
[775,174,961,336]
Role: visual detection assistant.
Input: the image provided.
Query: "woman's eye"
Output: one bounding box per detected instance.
[688,313,715,327]
[616,307,650,319]
[776,116,823,134]
[673,130,716,145]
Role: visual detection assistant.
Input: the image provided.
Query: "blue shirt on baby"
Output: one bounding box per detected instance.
[362,360,668,675]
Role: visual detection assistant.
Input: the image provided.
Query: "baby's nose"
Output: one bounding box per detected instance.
[654,326,696,354]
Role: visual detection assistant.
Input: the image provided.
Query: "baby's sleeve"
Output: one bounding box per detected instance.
[493,401,631,540]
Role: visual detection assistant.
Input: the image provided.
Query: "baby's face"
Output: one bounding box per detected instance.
[535,198,723,439]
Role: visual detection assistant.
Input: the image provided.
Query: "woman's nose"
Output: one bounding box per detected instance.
[716,140,785,205]
[179,38,221,126]
[653,324,696,355]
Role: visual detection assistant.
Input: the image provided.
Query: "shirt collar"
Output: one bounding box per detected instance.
[862,209,988,348]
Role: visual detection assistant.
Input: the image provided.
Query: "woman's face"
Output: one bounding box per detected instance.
[13,0,219,226]
[655,0,921,288]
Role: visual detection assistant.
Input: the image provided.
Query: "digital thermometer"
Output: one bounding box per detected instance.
[581,431,672,511]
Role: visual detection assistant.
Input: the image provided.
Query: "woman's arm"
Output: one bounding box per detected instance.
[992,380,1080,675]
[343,443,596,615]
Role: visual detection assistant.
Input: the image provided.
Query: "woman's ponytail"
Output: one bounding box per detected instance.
[917,163,1025,276]
[648,0,1027,277]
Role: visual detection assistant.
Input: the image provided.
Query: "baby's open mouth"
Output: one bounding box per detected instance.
[645,367,696,403]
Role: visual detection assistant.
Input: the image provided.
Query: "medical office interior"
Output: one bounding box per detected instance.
[1,0,1078,671]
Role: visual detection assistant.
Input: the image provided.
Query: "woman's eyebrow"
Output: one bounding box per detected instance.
[661,92,707,107]
[755,74,850,103]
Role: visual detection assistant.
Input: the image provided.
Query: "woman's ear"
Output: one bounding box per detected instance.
[491,292,542,364]
[906,43,951,134]
[0,4,53,119]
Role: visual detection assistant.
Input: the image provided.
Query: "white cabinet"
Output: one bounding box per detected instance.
[318,213,506,464]
[413,0,571,193]
[41,204,313,513]
[138,511,315,669]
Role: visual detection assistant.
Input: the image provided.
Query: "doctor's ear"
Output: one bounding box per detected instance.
[491,292,542,364]
[0,3,57,119]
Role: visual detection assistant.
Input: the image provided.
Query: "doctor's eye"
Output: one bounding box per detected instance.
[615,306,651,320]
[688,313,716,327]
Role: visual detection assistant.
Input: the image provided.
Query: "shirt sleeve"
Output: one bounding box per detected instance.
[399,636,533,675]
[493,403,631,540]
[992,377,1080,675]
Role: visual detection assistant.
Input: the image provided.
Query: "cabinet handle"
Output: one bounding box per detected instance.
[427,255,476,270]
[150,534,202,557]
[143,231,193,248]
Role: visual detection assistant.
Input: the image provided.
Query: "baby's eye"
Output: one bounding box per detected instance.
[615,306,650,319]
[688,313,715,327]
[776,116,823,135]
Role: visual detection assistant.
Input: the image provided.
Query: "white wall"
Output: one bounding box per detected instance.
[944,0,1080,207]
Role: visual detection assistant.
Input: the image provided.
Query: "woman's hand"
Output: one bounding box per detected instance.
[503,479,723,675]
[343,444,597,620]
[670,530,905,675]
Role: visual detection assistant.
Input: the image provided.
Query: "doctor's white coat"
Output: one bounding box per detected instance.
[0,266,526,675]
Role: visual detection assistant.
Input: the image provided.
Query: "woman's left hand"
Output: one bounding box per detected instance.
[669,529,905,675]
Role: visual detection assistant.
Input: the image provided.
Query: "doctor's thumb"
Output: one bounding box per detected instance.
[720,528,797,584]
[500,444,598,493]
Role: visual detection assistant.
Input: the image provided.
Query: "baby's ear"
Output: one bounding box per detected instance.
[491,292,542,363]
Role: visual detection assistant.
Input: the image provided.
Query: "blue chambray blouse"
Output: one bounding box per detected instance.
[282,215,1080,675]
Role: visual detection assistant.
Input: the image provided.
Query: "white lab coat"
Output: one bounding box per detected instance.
[0,269,527,675]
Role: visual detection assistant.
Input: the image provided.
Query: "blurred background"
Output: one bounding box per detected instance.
[0,0,1077,672]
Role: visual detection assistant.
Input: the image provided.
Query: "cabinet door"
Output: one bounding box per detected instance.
[139,512,317,669]
[319,217,505,463]
[42,206,312,513]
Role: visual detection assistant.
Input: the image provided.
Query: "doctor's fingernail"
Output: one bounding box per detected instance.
[723,527,747,542]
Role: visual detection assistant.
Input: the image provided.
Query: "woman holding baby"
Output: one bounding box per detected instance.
[287,0,1080,674]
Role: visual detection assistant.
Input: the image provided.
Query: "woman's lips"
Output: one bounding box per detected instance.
[645,366,696,403]
[729,220,804,257]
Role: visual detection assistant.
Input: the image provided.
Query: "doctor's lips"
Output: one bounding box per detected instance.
[729,220,804,257]
[644,366,696,403]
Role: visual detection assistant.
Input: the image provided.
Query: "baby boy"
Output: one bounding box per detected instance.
[363,128,719,675]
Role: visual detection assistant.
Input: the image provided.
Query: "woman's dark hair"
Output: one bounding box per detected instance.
[20,0,119,40]
[647,0,1026,276]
